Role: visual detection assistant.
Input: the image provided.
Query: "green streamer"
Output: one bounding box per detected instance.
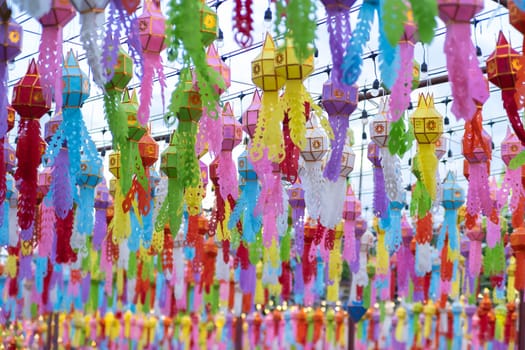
[128,253,137,279]
[381,0,408,47]
[286,0,317,61]
[483,241,505,276]
[409,0,437,44]
[509,150,525,170]
[281,230,291,262]
[388,117,414,157]
[168,177,184,235]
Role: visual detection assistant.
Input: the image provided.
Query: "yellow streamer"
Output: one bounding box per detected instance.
[215,312,225,342]
[508,256,517,303]
[423,300,435,339]
[255,261,264,305]
[117,268,124,297]
[395,306,406,342]
[417,144,438,200]
[185,184,204,216]
[217,200,232,241]
[250,91,284,162]
[124,310,132,338]
[181,315,192,349]
[110,181,131,243]
[5,254,17,278]
[375,220,389,275]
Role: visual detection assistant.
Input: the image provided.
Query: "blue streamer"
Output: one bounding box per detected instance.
[452,302,462,350]
[228,180,261,243]
[76,186,96,235]
[314,253,325,298]
[63,108,83,179]
[128,208,141,252]
[0,200,8,246]
[141,199,153,248]
[35,257,47,294]
[0,277,5,307]
[341,0,378,86]
[429,262,440,300]
[406,306,414,348]
[377,0,400,89]
[293,260,304,305]
[386,201,403,255]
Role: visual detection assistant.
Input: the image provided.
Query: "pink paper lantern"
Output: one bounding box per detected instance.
[207,44,231,95]
[221,102,242,152]
[241,90,261,139]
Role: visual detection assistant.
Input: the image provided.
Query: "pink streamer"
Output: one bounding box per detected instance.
[217,151,238,201]
[138,53,166,125]
[445,23,487,120]
[486,217,501,249]
[100,243,113,295]
[467,162,491,217]
[468,240,482,277]
[440,280,451,295]
[38,201,55,257]
[38,26,62,111]
[498,168,524,211]
[389,42,414,122]
[196,105,223,158]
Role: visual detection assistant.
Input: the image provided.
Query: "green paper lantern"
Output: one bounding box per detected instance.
[105,47,133,92]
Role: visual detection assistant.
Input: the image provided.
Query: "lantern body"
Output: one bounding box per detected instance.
[237,150,256,181]
[12,60,51,119]
[410,93,443,144]
[355,217,367,238]
[177,78,202,123]
[320,0,356,10]
[435,135,447,160]
[509,0,525,34]
[288,183,305,209]
[44,112,62,143]
[77,153,102,187]
[207,44,231,95]
[160,139,177,179]
[343,186,360,221]
[108,151,121,179]
[37,168,52,199]
[138,131,159,168]
[105,48,133,91]
[95,180,111,209]
[4,140,15,173]
[462,108,491,163]
[221,102,242,152]
[122,89,146,141]
[70,0,110,13]
[370,100,390,147]
[6,105,14,132]
[275,38,314,81]
[0,13,22,62]
[339,143,355,178]
[242,90,261,139]
[122,0,140,14]
[437,0,483,23]
[138,0,166,53]
[367,141,381,167]
[199,2,217,47]
[502,128,524,166]
[441,171,465,210]
[486,32,520,90]
[466,219,484,242]
[38,0,76,26]
[322,80,358,116]
[62,50,90,107]
[301,120,329,162]
[252,34,285,92]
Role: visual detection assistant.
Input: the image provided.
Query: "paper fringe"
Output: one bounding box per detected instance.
[389,41,414,122]
[196,104,223,158]
[280,81,308,151]
[417,144,438,201]
[233,0,254,48]
[300,162,324,220]
[382,149,403,202]
[373,164,389,218]
[93,207,107,251]
[468,239,482,277]
[415,242,432,276]
[38,26,62,113]
[324,116,349,182]
[15,119,42,230]
[79,11,106,89]
[466,162,492,217]
[217,151,239,201]
[52,148,73,219]
[320,177,346,229]
[138,52,166,125]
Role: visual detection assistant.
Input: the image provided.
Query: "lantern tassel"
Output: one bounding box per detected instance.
[280,81,308,151]
[38,199,54,256]
[415,242,432,276]
[373,163,389,218]
[466,162,491,217]
[417,144,438,200]
[503,89,525,146]
[167,177,184,235]
[281,112,301,183]
[217,152,239,202]
[52,148,73,219]
[79,11,106,89]
[233,0,254,48]
[389,41,414,122]
[382,150,402,202]
[301,161,324,220]
[228,181,261,243]
[0,64,7,137]
[55,209,76,264]
[341,0,376,86]
[76,185,96,236]
[93,207,107,250]
[468,240,482,277]
[343,219,356,265]
[197,105,223,158]
[445,23,486,120]
[0,200,8,246]
[138,52,166,125]
[15,119,42,230]
[324,115,349,182]
[320,177,346,229]
[38,26,62,112]
[63,107,83,179]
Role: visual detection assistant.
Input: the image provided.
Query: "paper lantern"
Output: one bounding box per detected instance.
[12,60,51,230]
[122,89,146,142]
[138,130,158,169]
[322,79,358,181]
[242,90,260,139]
[0,5,21,137]
[199,0,217,47]
[370,103,390,148]
[207,44,231,95]
[250,33,285,162]
[502,127,524,166]
[44,111,62,144]
[440,171,465,252]
[37,0,76,112]
[510,0,525,35]
[438,0,488,121]
[137,0,166,125]
[487,32,525,145]
[466,217,484,277]
[109,152,121,179]
[199,161,208,191]
[410,93,443,200]
[435,135,447,160]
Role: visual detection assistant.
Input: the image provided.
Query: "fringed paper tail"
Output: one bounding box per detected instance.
[468,240,482,277]
[52,148,73,219]
[445,23,476,121]
[503,89,525,146]
[281,112,301,183]
[418,144,438,200]
[373,165,389,218]
[137,53,159,125]
[63,108,82,179]
[55,209,76,264]
[385,204,402,255]
[168,177,184,236]
[389,41,414,122]
[79,11,106,89]
[15,119,41,230]
[486,216,501,249]
[280,81,307,150]
[93,208,107,250]
[0,64,8,137]
[343,220,356,265]
[320,177,346,229]
[467,162,491,217]
[217,152,239,201]
[382,149,402,202]
[38,26,61,110]
[415,242,432,277]
[76,186,96,236]
[0,200,8,246]
[324,116,349,182]
[301,162,324,220]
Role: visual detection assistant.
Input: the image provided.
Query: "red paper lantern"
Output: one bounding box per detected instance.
[12,60,51,230]
[138,129,158,168]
